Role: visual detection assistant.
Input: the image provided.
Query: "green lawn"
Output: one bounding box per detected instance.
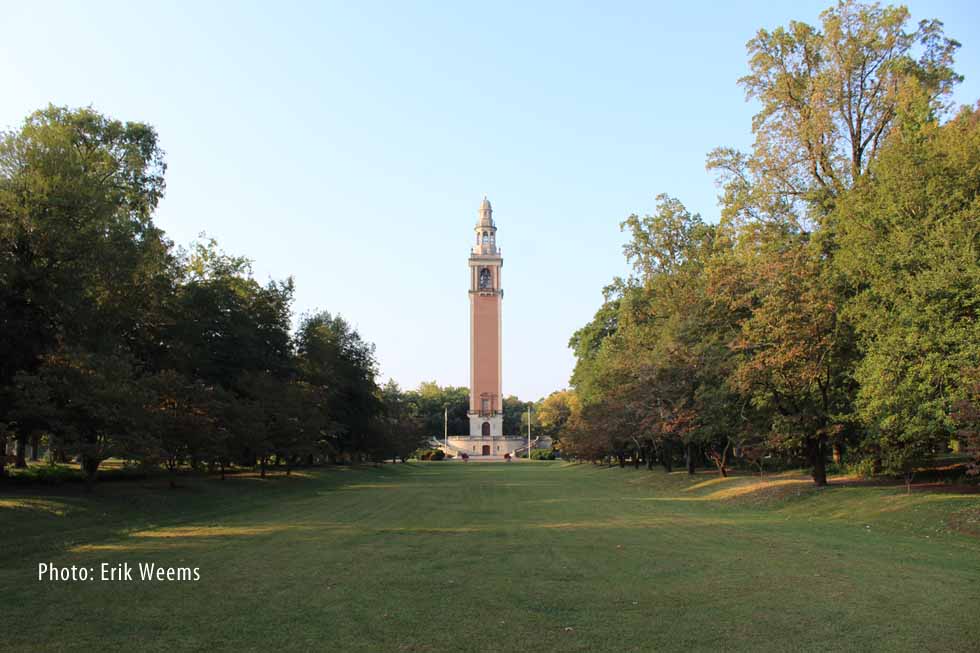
[2,462,979,652]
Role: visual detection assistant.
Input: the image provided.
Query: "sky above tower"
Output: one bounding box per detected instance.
[3,1,979,400]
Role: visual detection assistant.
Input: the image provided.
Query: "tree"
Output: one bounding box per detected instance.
[295,311,380,460]
[0,105,173,463]
[167,238,294,387]
[709,0,961,220]
[143,370,218,476]
[567,195,744,474]
[12,351,155,488]
[0,103,392,484]
[709,227,856,486]
[536,390,579,444]
[836,104,980,484]
[502,396,530,436]
[407,382,469,438]
[378,380,427,462]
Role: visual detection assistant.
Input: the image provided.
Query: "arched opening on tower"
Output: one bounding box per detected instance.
[482,422,491,436]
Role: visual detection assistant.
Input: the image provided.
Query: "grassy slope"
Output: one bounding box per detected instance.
[1,463,979,652]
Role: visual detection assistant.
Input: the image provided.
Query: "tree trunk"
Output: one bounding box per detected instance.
[661,441,673,473]
[810,437,828,486]
[29,434,40,461]
[260,457,266,478]
[832,441,843,465]
[685,443,696,475]
[15,434,27,468]
[714,441,731,478]
[82,456,100,492]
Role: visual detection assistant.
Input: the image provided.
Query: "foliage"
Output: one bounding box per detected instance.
[567,2,972,486]
[378,380,428,462]
[0,105,390,484]
[529,448,556,460]
[502,395,531,436]
[11,351,154,486]
[836,104,980,483]
[404,382,469,436]
[415,449,446,461]
[708,0,961,221]
[535,389,579,444]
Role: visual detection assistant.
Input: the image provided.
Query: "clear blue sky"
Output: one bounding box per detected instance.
[3,1,979,401]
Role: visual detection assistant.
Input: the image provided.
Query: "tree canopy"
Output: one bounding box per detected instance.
[566,1,978,487]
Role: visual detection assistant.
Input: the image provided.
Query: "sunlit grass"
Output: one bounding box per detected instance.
[69,542,210,553]
[130,525,295,538]
[0,498,71,515]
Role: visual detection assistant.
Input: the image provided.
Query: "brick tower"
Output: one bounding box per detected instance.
[468,196,504,442]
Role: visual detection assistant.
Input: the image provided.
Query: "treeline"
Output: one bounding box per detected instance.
[0,106,430,485]
[558,1,980,486]
[404,382,536,438]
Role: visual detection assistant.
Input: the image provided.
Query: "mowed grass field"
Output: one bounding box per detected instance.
[2,462,979,652]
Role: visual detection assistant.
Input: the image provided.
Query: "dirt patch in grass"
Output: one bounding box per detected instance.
[946,506,980,537]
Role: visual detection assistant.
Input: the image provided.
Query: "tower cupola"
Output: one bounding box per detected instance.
[473,195,498,256]
[478,196,494,227]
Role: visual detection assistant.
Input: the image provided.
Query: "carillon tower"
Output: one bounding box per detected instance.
[468,196,504,439]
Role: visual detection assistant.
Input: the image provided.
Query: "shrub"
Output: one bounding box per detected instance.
[845,457,878,479]
[414,449,446,461]
[5,464,148,485]
[530,449,556,460]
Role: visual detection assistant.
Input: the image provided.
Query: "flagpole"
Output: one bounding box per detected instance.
[527,405,531,459]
